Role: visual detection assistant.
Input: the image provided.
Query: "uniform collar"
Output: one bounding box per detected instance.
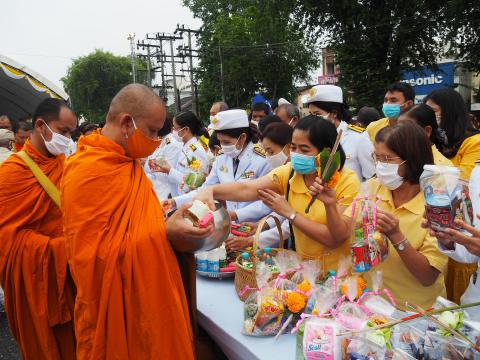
[376,181,424,215]
[337,121,348,134]
[237,141,253,162]
[184,137,197,148]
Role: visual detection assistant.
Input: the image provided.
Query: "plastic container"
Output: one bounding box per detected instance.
[207,249,220,273]
[196,252,208,272]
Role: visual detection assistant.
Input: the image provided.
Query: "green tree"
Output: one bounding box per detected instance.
[62,49,151,122]
[297,0,448,108]
[184,0,319,114]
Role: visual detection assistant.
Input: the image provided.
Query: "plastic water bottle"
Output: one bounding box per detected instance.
[196,252,208,272]
[207,249,220,273]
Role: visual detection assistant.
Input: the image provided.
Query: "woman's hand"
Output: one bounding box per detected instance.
[158,161,171,174]
[193,187,216,210]
[435,219,480,256]
[225,235,254,252]
[258,189,293,218]
[308,176,337,207]
[161,199,176,214]
[376,209,401,239]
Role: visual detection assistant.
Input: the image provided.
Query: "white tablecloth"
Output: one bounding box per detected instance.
[196,275,296,360]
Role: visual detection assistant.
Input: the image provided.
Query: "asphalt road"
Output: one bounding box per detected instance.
[0,312,19,359]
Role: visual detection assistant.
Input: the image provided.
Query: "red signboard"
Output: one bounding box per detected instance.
[318,75,338,85]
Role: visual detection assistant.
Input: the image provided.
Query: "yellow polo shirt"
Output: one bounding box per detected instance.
[452,133,480,179]
[366,117,390,143]
[432,145,452,166]
[345,178,447,309]
[268,163,360,272]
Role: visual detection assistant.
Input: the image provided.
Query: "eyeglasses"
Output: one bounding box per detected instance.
[371,153,402,164]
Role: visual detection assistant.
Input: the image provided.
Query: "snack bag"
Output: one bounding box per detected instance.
[184,200,214,228]
[183,171,206,191]
[345,336,390,360]
[358,271,397,318]
[335,276,369,330]
[420,165,474,232]
[271,250,301,293]
[243,263,284,336]
[391,323,427,359]
[302,318,342,360]
[424,330,476,360]
[350,190,389,272]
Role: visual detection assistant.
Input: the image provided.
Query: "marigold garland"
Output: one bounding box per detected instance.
[287,291,306,313]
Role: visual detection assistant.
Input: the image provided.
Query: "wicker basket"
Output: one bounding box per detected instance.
[234,215,286,301]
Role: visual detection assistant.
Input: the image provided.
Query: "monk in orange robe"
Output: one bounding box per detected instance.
[0,98,77,359]
[61,84,213,359]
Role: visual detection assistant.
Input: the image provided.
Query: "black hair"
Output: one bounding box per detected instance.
[376,121,434,184]
[12,119,32,133]
[258,115,283,134]
[174,111,209,139]
[32,98,71,127]
[208,131,220,152]
[80,123,99,135]
[216,127,253,144]
[423,88,478,157]
[406,104,445,149]
[386,82,415,102]
[309,101,352,123]
[294,115,346,170]
[262,123,293,147]
[158,113,173,137]
[251,102,270,115]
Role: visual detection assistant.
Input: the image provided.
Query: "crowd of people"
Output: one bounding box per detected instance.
[0,81,479,359]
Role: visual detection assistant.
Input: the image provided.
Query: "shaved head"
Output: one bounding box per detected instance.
[107,84,164,122]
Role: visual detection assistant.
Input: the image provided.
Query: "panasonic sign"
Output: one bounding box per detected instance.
[401,62,455,101]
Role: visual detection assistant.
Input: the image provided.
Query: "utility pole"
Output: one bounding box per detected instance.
[127,32,136,83]
[175,25,201,115]
[218,45,225,102]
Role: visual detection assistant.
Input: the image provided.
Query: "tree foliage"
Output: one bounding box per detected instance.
[62,49,151,122]
[184,0,319,114]
[294,0,449,108]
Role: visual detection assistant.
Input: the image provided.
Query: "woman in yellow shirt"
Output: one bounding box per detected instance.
[424,88,480,303]
[311,121,448,309]
[196,116,360,272]
[399,104,452,166]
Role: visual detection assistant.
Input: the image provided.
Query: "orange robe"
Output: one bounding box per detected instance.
[0,139,76,360]
[61,131,194,360]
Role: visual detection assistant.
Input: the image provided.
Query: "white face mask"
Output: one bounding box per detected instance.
[376,161,405,190]
[172,127,186,143]
[266,148,288,168]
[221,136,243,158]
[41,122,71,156]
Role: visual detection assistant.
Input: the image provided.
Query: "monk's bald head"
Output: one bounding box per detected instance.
[107,84,164,122]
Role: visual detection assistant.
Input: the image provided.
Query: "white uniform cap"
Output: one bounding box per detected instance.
[211,109,249,131]
[278,98,290,106]
[0,129,14,141]
[305,85,343,104]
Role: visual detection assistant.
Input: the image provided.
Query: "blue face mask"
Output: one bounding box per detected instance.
[382,103,401,119]
[291,152,317,174]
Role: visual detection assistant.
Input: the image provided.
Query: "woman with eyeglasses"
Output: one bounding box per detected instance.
[194,116,360,271]
[153,111,209,197]
[314,121,448,309]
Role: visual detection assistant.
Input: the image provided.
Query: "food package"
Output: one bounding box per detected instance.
[350,193,389,273]
[183,171,206,191]
[302,318,342,360]
[358,271,397,318]
[184,200,214,228]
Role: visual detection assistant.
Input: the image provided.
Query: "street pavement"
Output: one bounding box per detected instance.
[0,312,19,359]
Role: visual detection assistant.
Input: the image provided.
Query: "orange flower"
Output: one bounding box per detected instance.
[287,291,307,313]
[341,276,367,299]
[297,280,311,294]
[326,170,340,188]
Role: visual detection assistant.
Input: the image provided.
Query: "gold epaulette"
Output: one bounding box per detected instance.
[347,124,366,133]
[189,144,197,152]
[253,144,266,158]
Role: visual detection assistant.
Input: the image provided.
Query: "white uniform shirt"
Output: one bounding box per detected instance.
[338,121,375,181]
[144,133,182,201]
[0,147,12,164]
[168,137,209,197]
[174,142,272,223]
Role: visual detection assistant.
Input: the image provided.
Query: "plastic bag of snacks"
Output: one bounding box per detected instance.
[423,330,476,360]
[390,322,428,358]
[243,263,284,336]
[334,276,370,331]
[420,165,474,232]
[345,335,391,360]
[357,271,397,318]
[350,192,389,273]
[183,171,206,191]
[271,250,301,292]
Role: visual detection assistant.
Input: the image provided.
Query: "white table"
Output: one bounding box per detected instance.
[196,275,296,360]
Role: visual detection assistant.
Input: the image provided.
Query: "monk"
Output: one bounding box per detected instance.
[61,84,213,359]
[0,98,77,359]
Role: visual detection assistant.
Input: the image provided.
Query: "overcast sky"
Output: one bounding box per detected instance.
[1,0,201,89]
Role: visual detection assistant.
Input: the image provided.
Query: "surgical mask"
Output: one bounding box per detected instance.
[41,122,71,156]
[291,152,317,175]
[221,137,243,158]
[172,127,186,143]
[266,147,288,168]
[376,161,405,190]
[126,118,161,159]
[382,103,402,119]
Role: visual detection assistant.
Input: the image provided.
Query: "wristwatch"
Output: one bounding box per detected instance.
[392,237,409,251]
[289,212,297,223]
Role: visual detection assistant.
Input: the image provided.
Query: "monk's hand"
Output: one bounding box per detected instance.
[166,203,215,249]
[225,235,253,252]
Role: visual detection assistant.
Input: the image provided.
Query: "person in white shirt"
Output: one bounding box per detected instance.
[144,115,182,200]
[306,85,376,181]
[154,111,209,197]
[0,129,14,164]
